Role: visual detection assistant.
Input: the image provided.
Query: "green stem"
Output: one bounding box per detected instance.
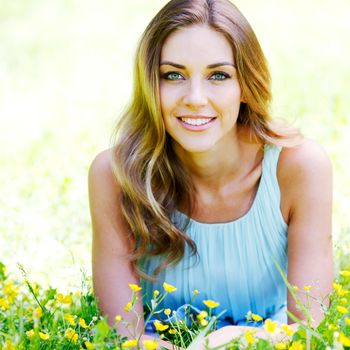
[287,310,325,344]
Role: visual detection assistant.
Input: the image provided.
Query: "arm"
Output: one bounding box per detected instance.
[197,140,333,349]
[89,149,178,349]
[278,139,333,325]
[88,149,144,336]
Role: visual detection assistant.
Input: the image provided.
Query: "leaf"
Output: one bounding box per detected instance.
[0,262,6,280]
[287,311,325,344]
[42,287,57,306]
[256,338,274,350]
[94,318,111,341]
[187,310,227,350]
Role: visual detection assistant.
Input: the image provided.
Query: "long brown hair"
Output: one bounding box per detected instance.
[111,0,301,279]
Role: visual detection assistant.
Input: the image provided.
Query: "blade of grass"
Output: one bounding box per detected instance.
[273,259,313,322]
[187,310,226,350]
[287,310,325,344]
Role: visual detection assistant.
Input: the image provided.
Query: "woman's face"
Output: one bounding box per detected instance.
[159,24,242,154]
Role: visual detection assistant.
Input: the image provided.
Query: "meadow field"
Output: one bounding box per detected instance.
[0,0,349,292]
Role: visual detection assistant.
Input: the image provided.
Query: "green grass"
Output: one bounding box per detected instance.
[1,262,350,349]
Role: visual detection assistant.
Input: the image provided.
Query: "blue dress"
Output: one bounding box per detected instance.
[140,145,288,331]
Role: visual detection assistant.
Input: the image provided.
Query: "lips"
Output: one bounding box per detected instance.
[177,116,216,126]
[176,115,216,130]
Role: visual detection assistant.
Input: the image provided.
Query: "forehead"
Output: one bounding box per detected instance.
[160,24,234,65]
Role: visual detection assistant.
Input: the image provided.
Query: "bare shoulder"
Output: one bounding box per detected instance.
[88,148,120,196]
[277,138,332,221]
[88,148,133,250]
[89,148,115,181]
[88,148,128,235]
[278,138,332,183]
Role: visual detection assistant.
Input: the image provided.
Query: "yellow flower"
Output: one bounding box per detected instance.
[2,339,16,350]
[332,282,349,296]
[338,289,349,296]
[163,282,177,293]
[340,270,350,277]
[164,308,171,316]
[336,305,348,314]
[121,339,138,348]
[264,319,278,334]
[203,299,220,309]
[303,285,312,291]
[129,283,142,292]
[64,314,76,326]
[154,320,169,332]
[292,285,299,292]
[115,315,122,322]
[26,329,35,339]
[0,298,10,311]
[153,290,160,297]
[85,341,95,349]
[169,328,177,334]
[275,342,287,350]
[340,333,350,347]
[33,307,43,319]
[143,339,159,350]
[193,289,200,295]
[65,328,78,343]
[4,280,19,299]
[340,298,348,304]
[197,311,208,320]
[244,330,256,345]
[289,341,304,350]
[333,283,342,291]
[39,332,50,340]
[200,319,208,326]
[344,317,350,325]
[79,318,88,328]
[251,313,263,322]
[57,293,72,304]
[328,323,338,330]
[124,302,132,312]
[282,324,294,337]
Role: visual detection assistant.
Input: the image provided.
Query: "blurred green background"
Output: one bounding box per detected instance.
[1,0,349,291]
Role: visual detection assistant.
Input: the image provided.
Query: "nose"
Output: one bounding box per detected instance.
[182,78,208,108]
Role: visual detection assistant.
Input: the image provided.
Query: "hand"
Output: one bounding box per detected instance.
[196,325,295,349]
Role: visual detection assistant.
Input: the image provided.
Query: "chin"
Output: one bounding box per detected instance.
[174,139,218,155]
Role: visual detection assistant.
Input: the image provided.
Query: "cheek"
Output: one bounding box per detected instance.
[224,81,241,100]
[159,89,176,133]
[160,84,184,115]
[159,85,174,115]
[211,84,241,109]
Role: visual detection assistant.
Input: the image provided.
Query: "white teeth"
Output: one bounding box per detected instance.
[180,118,213,126]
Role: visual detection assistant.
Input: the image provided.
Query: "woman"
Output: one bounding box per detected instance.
[88,0,333,348]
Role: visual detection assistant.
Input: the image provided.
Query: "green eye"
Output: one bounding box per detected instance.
[210,72,230,81]
[162,72,184,80]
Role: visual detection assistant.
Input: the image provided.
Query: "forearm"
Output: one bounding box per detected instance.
[198,323,301,349]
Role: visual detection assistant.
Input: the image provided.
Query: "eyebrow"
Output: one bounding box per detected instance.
[160,61,236,69]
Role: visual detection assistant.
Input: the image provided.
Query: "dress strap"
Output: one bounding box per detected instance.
[260,145,287,228]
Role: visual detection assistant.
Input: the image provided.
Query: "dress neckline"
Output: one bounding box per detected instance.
[174,144,268,226]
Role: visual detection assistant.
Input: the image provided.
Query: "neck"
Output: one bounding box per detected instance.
[173,127,247,192]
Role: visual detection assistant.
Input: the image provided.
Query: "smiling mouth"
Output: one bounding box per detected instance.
[178,117,216,126]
